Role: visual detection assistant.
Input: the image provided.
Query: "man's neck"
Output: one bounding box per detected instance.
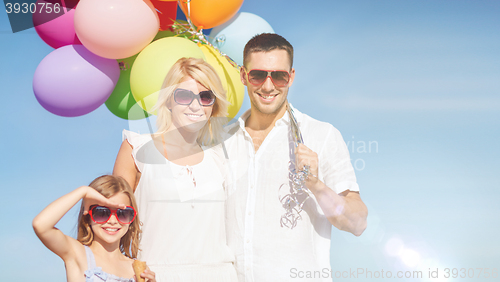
[244,103,288,152]
[245,103,288,131]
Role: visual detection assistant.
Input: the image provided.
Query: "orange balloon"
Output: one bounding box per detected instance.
[179,0,244,29]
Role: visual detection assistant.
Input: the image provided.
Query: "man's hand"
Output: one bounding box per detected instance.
[295,143,321,192]
[295,144,367,236]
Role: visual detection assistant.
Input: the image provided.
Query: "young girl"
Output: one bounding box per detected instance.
[33,175,156,282]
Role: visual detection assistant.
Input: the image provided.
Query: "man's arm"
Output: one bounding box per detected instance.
[296,143,368,236]
[310,182,367,236]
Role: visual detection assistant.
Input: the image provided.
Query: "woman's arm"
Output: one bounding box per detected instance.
[113,140,140,192]
[32,186,125,261]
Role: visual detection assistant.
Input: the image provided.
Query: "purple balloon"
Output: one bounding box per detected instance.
[33,44,120,117]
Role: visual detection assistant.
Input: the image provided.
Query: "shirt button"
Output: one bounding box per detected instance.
[246,239,250,243]
[248,211,252,215]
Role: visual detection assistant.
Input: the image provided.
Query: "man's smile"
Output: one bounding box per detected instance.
[257,93,278,101]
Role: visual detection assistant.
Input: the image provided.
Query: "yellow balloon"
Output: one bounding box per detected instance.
[200,45,244,119]
[130,37,206,113]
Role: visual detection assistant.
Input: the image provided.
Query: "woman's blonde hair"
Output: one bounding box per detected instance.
[152,57,229,146]
[77,175,141,259]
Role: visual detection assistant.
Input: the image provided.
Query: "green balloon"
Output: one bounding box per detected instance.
[105,54,151,120]
[153,29,175,41]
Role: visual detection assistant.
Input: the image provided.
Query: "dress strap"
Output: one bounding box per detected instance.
[161,134,168,159]
[84,245,97,269]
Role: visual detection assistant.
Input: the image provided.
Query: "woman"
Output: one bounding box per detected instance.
[113,57,237,281]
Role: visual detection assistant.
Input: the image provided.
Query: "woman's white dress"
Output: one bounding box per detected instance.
[123,130,237,282]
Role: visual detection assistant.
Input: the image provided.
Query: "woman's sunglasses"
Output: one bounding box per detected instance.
[245,69,291,87]
[173,88,216,106]
[89,205,137,225]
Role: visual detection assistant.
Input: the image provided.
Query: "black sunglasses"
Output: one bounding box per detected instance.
[173,88,216,106]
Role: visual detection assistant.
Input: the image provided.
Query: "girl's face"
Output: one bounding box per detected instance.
[90,192,132,246]
[167,77,214,133]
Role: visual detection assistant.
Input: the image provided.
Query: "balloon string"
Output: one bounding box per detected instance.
[279,103,313,229]
[175,0,240,70]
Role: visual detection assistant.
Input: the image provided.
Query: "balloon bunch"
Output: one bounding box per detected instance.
[32,0,274,119]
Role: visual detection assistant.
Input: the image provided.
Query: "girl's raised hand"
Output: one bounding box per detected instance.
[81,186,126,215]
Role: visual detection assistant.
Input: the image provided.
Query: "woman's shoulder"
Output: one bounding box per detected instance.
[122,129,154,149]
[202,143,226,160]
[200,144,229,175]
[122,130,167,168]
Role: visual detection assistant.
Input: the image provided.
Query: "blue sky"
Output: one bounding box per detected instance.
[1,0,499,281]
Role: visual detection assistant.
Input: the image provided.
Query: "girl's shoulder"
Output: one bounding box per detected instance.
[62,241,89,282]
[84,246,135,282]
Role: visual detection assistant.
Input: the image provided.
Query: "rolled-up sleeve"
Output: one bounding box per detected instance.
[319,126,359,194]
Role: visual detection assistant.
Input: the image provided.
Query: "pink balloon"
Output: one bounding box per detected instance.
[33,45,120,117]
[75,0,160,59]
[33,0,81,48]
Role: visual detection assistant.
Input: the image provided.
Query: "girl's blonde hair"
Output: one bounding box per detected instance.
[77,175,141,259]
[152,57,229,146]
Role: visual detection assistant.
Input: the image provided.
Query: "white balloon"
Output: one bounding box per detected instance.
[209,12,274,66]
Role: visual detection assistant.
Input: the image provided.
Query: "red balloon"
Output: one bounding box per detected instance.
[150,0,178,31]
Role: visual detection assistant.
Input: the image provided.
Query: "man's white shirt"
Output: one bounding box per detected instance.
[223,106,359,282]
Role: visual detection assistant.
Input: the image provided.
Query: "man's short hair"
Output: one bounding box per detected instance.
[243,33,294,69]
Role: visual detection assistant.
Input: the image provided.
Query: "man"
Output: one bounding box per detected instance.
[223,33,368,282]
